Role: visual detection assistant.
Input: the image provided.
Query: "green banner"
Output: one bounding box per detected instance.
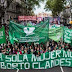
[49,27,63,42]
[0,26,6,44]
[0,50,72,69]
[64,27,72,44]
[9,20,49,44]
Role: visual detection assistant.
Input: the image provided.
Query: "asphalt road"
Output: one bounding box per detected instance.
[0,67,72,72]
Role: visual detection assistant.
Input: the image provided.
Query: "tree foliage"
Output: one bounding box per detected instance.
[21,0,44,15]
[7,0,14,8]
[45,0,67,16]
[6,0,44,16]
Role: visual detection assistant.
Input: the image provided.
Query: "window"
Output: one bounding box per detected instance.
[1,0,4,4]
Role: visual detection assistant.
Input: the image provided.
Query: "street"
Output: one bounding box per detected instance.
[0,67,72,72]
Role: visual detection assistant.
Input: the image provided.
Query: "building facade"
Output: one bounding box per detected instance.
[0,0,25,24]
[37,12,52,18]
[60,7,71,25]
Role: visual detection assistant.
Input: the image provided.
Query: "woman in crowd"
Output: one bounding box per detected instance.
[0,40,72,56]
[16,48,22,54]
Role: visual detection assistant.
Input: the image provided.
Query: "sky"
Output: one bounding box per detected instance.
[34,1,52,15]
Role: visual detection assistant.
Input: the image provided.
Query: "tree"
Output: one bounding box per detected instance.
[7,0,14,8]
[45,0,67,16]
[21,0,44,15]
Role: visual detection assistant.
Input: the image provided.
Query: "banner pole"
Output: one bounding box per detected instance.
[63,26,64,43]
[48,19,49,41]
[46,19,49,48]
[71,32,72,46]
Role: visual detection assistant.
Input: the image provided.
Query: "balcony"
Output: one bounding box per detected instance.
[14,0,21,4]
[7,8,22,14]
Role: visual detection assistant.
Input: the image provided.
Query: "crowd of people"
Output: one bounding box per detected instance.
[0,40,72,56]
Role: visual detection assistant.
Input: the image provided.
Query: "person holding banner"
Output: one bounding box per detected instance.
[16,48,22,54]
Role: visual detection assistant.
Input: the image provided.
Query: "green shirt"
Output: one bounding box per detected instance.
[17,52,20,54]
[6,51,9,54]
[48,50,51,52]
[56,47,58,50]
[8,48,10,51]
[22,51,24,54]
[62,48,64,50]
[2,48,4,50]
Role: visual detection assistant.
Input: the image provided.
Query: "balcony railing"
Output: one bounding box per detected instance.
[7,9,22,14]
[14,0,21,4]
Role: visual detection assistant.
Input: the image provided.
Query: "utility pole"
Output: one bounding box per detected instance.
[70,0,72,20]
[69,0,72,21]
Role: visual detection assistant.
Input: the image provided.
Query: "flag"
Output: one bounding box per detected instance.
[0,26,6,44]
[9,20,49,44]
[63,27,72,44]
[71,39,72,46]
[49,24,60,29]
[49,27,63,42]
